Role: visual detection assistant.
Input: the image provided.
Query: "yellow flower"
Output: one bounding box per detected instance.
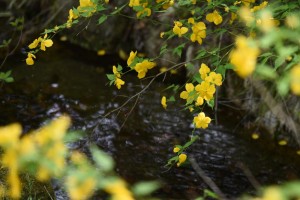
[193,112,211,129]
[115,78,125,89]
[97,49,106,56]
[205,72,222,86]
[195,96,204,106]
[26,53,36,65]
[229,36,260,78]
[278,140,287,146]
[261,186,283,200]
[137,5,151,18]
[67,9,79,27]
[242,0,255,6]
[173,21,188,37]
[104,180,134,200]
[173,147,180,153]
[129,0,140,7]
[188,18,195,24]
[112,65,121,78]
[191,0,196,4]
[257,11,277,32]
[105,0,109,3]
[290,64,300,95]
[190,22,206,44]
[195,81,216,101]
[160,32,165,38]
[127,51,137,66]
[238,6,254,26]
[177,153,187,167]
[28,38,39,49]
[156,0,174,9]
[206,10,223,25]
[161,96,167,109]
[251,1,268,12]
[199,63,210,80]
[180,83,195,102]
[252,133,259,139]
[134,60,156,79]
[66,176,97,200]
[0,123,21,147]
[40,34,53,51]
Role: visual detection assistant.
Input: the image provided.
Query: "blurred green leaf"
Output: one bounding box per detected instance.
[90,145,114,171]
[132,181,160,197]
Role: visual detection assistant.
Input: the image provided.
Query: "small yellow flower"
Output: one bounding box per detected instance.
[26,53,36,65]
[40,34,53,51]
[195,81,216,101]
[127,51,137,66]
[97,49,106,56]
[160,32,165,38]
[137,4,151,18]
[28,38,39,49]
[206,10,223,25]
[199,63,210,80]
[193,112,211,129]
[252,133,259,139]
[177,153,187,167]
[115,78,125,89]
[129,0,140,7]
[104,180,134,200]
[134,60,156,79]
[188,18,195,24]
[173,147,180,153]
[161,96,167,109]
[190,22,206,44]
[180,83,195,102]
[290,64,300,95]
[173,21,188,37]
[105,0,109,3]
[278,140,287,146]
[205,72,222,86]
[195,96,204,106]
[251,1,268,12]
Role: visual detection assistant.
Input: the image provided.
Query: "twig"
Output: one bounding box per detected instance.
[236,162,261,191]
[189,155,228,200]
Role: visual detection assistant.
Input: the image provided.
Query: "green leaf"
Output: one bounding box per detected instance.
[195,49,206,59]
[64,131,86,143]
[277,74,290,96]
[98,15,108,25]
[256,65,277,79]
[5,77,14,83]
[132,181,160,197]
[90,145,114,171]
[106,74,115,81]
[111,4,128,15]
[160,44,168,56]
[168,96,175,102]
[204,189,218,199]
[207,99,215,109]
[182,136,199,149]
[117,64,123,71]
[173,43,185,57]
[274,57,285,70]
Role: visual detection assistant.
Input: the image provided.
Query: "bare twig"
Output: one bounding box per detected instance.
[236,162,261,191]
[189,155,228,200]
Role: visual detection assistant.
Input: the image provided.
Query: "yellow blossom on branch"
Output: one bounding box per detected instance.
[190,22,206,44]
[161,96,167,109]
[180,83,195,103]
[173,21,188,37]
[129,0,140,7]
[127,51,137,66]
[26,53,36,65]
[134,60,156,79]
[205,72,223,86]
[193,112,211,129]
[199,63,210,80]
[177,153,187,167]
[195,81,216,101]
[206,10,223,25]
[173,146,180,153]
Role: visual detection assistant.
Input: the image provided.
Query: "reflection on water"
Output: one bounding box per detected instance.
[1,42,300,199]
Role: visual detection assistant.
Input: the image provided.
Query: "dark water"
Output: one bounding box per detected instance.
[1,42,300,199]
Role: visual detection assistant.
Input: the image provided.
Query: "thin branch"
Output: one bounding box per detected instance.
[189,155,228,200]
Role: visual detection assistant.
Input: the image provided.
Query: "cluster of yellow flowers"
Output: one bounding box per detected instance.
[179,63,222,129]
[112,65,125,89]
[26,34,53,65]
[0,116,70,199]
[127,51,156,79]
[173,146,187,167]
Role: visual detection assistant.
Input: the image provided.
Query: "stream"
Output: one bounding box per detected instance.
[1,41,300,199]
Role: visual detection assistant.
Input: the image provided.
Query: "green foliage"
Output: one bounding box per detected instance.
[0,71,14,83]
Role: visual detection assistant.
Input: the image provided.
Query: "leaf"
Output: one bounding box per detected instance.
[193,73,202,83]
[173,43,186,57]
[98,15,108,25]
[274,57,285,70]
[204,189,218,199]
[182,136,199,149]
[159,44,168,56]
[90,145,114,171]
[168,96,175,102]
[64,131,86,143]
[132,181,160,197]
[106,74,115,81]
[256,65,277,79]
[5,77,14,83]
[195,50,206,59]
[207,99,215,109]
[277,74,290,96]
[117,64,123,71]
